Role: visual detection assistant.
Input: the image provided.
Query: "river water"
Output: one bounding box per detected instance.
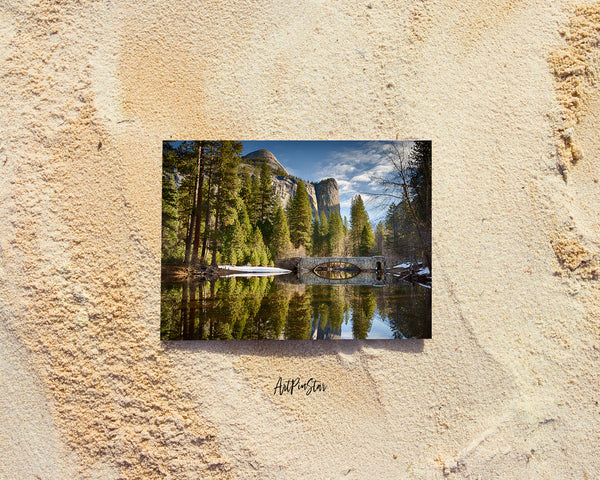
[161,272,431,340]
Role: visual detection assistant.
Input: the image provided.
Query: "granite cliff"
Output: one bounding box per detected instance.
[241,149,288,176]
[241,149,340,218]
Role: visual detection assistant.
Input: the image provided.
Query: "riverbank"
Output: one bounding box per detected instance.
[161,264,237,282]
[388,263,431,285]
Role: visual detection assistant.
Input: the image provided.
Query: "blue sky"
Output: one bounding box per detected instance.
[241,140,413,223]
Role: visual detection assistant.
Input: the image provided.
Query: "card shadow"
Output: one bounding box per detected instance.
[163,338,425,357]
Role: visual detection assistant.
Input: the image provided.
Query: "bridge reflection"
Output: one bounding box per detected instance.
[299,271,387,286]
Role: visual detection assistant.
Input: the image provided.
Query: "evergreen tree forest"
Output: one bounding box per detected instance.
[162,140,285,267]
[162,141,372,268]
[162,140,431,269]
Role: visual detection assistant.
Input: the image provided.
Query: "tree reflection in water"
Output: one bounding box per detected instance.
[161,274,431,340]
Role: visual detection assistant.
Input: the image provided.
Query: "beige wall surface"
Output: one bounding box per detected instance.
[1,1,599,478]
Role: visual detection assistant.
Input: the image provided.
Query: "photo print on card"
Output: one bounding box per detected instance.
[161,140,431,340]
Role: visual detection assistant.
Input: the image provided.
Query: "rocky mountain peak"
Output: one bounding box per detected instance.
[240,149,340,219]
[242,149,289,175]
[314,178,340,218]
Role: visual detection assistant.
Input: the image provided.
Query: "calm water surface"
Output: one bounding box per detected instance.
[161,273,431,340]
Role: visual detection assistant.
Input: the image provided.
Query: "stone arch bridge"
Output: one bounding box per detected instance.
[298,256,386,273]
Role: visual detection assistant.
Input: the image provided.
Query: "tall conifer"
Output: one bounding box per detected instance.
[288,180,313,251]
[270,200,292,260]
[328,210,344,256]
[350,195,370,255]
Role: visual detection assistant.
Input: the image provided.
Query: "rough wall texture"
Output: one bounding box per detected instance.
[0,0,599,479]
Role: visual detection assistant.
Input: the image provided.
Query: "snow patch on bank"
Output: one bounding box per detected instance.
[219,265,292,277]
[392,263,411,269]
[219,265,291,273]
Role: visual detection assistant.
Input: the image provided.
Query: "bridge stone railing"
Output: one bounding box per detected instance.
[298,256,386,272]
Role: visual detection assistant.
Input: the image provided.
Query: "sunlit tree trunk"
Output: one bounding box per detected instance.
[210,186,221,266]
[184,171,198,267]
[190,142,206,265]
[200,161,214,264]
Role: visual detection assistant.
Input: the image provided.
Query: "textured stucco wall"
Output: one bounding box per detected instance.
[1,1,599,479]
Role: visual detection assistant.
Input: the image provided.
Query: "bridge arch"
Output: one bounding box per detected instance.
[312,261,361,279]
[298,256,386,273]
[312,260,362,271]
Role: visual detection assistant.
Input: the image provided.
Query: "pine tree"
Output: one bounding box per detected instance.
[288,180,313,251]
[222,216,242,265]
[311,216,320,256]
[318,211,329,255]
[247,174,260,226]
[237,202,252,263]
[285,194,294,224]
[385,201,419,263]
[249,226,269,266]
[374,221,385,255]
[162,141,198,264]
[359,224,375,256]
[161,170,182,262]
[257,160,275,225]
[200,144,216,264]
[209,141,243,266]
[190,141,207,266]
[328,210,344,256]
[238,166,253,214]
[270,200,292,260]
[385,203,402,253]
[350,195,370,255]
[410,141,432,269]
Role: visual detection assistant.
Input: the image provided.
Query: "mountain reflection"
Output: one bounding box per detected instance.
[161,274,431,340]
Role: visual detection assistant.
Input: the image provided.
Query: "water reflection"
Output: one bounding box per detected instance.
[313,262,360,280]
[161,274,431,340]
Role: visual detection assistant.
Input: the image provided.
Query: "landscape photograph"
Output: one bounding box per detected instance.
[161,140,431,340]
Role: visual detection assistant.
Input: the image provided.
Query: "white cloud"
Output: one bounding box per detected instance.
[352,173,372,183]
[339,198,352,209]
[371,163,394,176]
[335,179,356,190]
[337,163,358,173]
